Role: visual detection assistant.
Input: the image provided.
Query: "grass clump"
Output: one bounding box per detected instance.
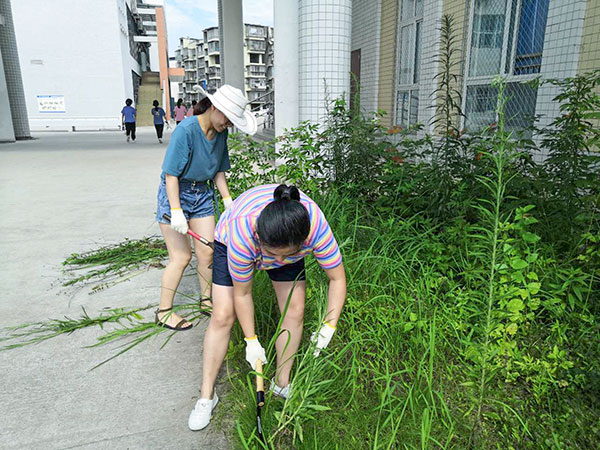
[62,236,167,292]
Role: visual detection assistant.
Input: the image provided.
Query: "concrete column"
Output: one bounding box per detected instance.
[299,0,352,123]
[155,6,171,119]
[274,0,299,137]
[0,46,15,142]
[0,0,30,139]
[218,0,244,91]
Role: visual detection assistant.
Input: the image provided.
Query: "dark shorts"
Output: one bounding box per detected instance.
[212,241,306,287]
[155,179,214,223]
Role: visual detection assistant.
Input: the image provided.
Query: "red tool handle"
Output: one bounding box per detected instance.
[162,213,214,250]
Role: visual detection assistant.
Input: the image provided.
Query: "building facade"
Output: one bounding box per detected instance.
[175,23,273,110]
[352,0,600,137]
[10,0,180,131]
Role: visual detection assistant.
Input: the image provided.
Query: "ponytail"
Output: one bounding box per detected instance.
[256,185,310,249]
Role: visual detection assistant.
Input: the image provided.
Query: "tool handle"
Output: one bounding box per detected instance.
[162,213,214,249]
[256,360,265,406]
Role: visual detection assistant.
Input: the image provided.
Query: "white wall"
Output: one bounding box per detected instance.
[12,0,140,131]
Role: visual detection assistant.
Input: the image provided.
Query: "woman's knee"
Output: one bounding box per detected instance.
[169,251,192,268]
[210,309,236,329]
[195,245,214,265]
[283,301,305,324]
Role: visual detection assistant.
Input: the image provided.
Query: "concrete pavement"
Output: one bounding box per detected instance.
[0,127,231,449]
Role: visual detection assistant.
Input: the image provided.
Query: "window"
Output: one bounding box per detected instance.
[468,0,549,77]
[249,53,260,64]
[395,0,423,127]
[514,0,550,74]
[464,0,548,131]
[464,83,537,135]
[246,26,266,37]
[214,55,220,65]
[208,41,219,53]
[248,40,266,51]
[249,66,266,76]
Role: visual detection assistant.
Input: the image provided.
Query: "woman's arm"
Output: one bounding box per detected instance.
[214,171,231,200]
[322,262,347,326]
[214,171,232,208]
[165,173,181,209]
[233,279,255,338]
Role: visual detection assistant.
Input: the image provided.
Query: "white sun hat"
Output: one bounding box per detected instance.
[194,84,258,135]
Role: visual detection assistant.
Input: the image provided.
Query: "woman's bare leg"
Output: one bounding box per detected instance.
[272,280,306,387]
[200,284,236,399]
[158,223,192,327]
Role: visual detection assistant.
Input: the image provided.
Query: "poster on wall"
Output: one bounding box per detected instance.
[37,95,66,113]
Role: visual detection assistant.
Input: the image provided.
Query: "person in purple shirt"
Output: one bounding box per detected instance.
[151,99,166,143]
[121,98,137,142]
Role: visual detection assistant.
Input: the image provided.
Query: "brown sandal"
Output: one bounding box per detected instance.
[155,307,193,331]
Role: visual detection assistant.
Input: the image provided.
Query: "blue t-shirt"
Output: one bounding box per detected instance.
[152,107,166,125]
[121,105,136,123]
[161,116,230,182]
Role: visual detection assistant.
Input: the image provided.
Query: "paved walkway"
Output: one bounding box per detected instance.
[0,127,230,449]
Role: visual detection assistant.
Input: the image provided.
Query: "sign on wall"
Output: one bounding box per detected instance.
[37,95,66,113]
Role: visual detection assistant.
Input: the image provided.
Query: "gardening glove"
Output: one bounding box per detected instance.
[170,208,188,235]
[244,335,267,370]
[311,321,336,357]
[223,196,233,210]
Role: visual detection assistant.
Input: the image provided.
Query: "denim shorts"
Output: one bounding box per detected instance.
[212,241,306,287]
[156,179,214,224]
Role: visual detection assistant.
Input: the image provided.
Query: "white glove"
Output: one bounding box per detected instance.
[223,196,233,210]
[170,208,188,235]
[244,335,267,370]
[311,322,336,357]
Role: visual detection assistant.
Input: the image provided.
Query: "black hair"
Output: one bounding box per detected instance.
[256,185,310,249]
[191,100,197,106]
[177,98,183,107]
[152,99,159,111]
[195,96,212,115]
[125,98,133,106]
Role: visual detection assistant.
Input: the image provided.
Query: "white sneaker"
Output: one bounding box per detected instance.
[158,138,163,143]
[188,393,219,431]
[126,136,130,142]
[270,379,291,399]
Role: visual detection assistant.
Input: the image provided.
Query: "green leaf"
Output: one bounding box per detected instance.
[510,258,528,270]
[527,282,541,295]
[409,312,418,322]
[506,323,518,336]
[507,298,525,313]
[522,232,540,243]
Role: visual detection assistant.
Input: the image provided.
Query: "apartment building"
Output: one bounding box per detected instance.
[176,23,273,110]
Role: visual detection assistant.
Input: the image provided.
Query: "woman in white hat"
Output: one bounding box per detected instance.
[154,84,258,331]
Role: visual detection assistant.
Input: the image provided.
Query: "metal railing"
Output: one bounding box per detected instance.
[250,90,274,131]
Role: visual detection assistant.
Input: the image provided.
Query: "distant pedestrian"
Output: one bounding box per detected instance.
[152,100,166,143]
[121,99,136,142]
[186,100,197,117]
[174,98,187,125]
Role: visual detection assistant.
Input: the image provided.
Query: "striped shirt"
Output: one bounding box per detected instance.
[214,184,342,283]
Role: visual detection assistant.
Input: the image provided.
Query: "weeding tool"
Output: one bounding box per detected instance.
[162,213,214,250]
[256,359,266,444]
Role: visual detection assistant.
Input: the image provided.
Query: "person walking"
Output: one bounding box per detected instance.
[151,100,166,143]
[187,184,347,431]
[121,98,136,142]
[154,85,258,332]
[186,100,197,118]
[174,98,187,125]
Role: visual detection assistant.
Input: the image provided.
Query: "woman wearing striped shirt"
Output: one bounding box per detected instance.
[188,184,347,431]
